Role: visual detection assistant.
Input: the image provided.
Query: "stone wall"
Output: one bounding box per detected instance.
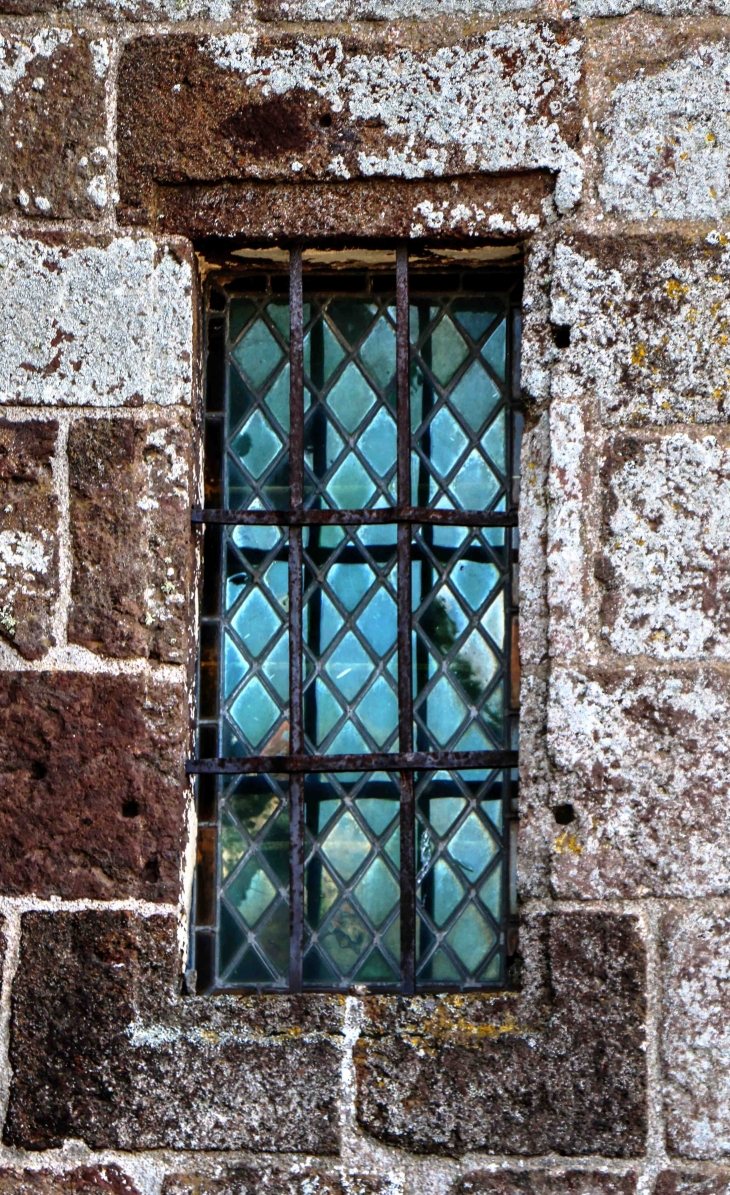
[0,0,729,1191]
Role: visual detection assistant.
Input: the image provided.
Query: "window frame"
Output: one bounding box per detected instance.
[189,243,521,996]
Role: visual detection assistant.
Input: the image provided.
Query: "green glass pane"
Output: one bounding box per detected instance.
[427,408,469,479]
[232,522,281,551]
[329,562,374,612]
[358,407,396,483]
[383,915,400,962]
[419,674,468,746]
[450,632,498,703]
[230,298,256,344]
[226,858,277,927]
[479,862,503,921]
[304,318,346,383]
[322,810,371,881]
[232,319,284,390]
[428,796,466,838]
[482,318,507,380]
[479,952,503,983]
[231,410,282,480]
[262,559,288,609]
[227,947,274,985]
[482,592,506,648]
[231,588,280,658]
[385,824,400,867]
[327,362,376,433]
[305,861,339,929]
[428,858,465,927]
[223,631,247,699]
[451,301,501,345]
[229,677,279,748]
[453,558,500,611]
[264,364,290,432]
[483,408,507,472]
[313,680,344,743]
[359,588,397,654]
[354,948,398,983]
[449,453,500,510]
[266,301,290,343]
[482,798,503,830]
[303,947,337,986]
[354,856,398,927]
[457,723,494,751]
[327,300,377,347]
[318,592,345,652]
[430,317,469,385]
[229,786,279,839]
[445,903,496,973]
[320,900,371,972]
[325,632,373,701]
[228,363,251,429]
[449,812,497,882]
[226,458,253,509]
[357,794,398,836]
[449,360,501,432]
[258,899,290,976]
[423,947,460,982]
[355,675,398,747]
[261,810,290,886]
[326,454,376,509]
[220,814,246,880]
[359,317,396,388]
[261,633,289,701]
[219,901,246,974]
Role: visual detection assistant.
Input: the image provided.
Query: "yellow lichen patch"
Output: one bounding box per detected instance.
[554,830,582,856]
[631,342,647,365]
[665,278,690,300]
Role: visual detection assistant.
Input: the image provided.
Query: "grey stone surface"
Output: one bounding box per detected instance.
[0,236,194,408]
[0,1169,142,1195]
[451,1174,638,1195]
[547,666,730,898]
[661,909,730,1158]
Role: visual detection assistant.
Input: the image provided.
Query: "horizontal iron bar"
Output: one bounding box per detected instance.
[187,750,519,775]
[192,506,518,528]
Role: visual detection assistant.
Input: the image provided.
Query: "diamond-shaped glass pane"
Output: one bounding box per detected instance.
[413,526,508,751]
[303,773,400,989]
[416,770,506,988]
[232,318,284,390]
[304,527,398,754]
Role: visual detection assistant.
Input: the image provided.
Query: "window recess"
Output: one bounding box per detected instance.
[189,245,522,996]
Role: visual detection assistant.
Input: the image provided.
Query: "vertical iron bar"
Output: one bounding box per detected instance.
[396,244,416,994]
[289,245,305,991]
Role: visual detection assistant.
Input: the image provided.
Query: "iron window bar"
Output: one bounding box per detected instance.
[191,243,520,996]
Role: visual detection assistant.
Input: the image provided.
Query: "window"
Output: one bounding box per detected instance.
[190,246,521,995]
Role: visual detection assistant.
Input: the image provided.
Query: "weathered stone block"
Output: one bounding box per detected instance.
[597,430,730,661]
[0,235,194,408]
[550,233,730,425]
[0,26,109,218]
[258,0,540,17]
[0,0,240,17]
[68,416,193,662]
[592,24,730,220]
[0,672,188,900]
[655,1177,730,1195]
[576,0,728,13]
[547,666,730,898]
[0,1169,142,1195]
[451,1173,637,1195]
[117,25,583,227]
[661,909,730,1157]
[355,911,646,1156]
[0,418,58,660]
[163,1169,389,1195]
[5,911,343,1152]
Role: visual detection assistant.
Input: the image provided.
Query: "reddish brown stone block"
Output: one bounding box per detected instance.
[452,1173,637,1195]
[5,911,343,1152]
[655,1178,730,1195]
[163,1170,389,1195]
[355,912,647,1156]
[117,27,583,227]
[68,416,194,663]
[0,672,187,900]
[0,27,109,219]
[0,419,58,660]
[0,1169,141,1195]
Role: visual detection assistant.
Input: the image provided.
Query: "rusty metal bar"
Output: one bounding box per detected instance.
[192,507,517,527]
[396,243,416,995]
[187,750,518,775]
[288,245,305,992]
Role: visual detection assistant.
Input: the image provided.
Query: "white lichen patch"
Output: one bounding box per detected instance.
[574,0,729,13]
[600,41,730,220]
[205,26,584,212]
[0,27,72,97]
[548,666,730,898]
[0,529,52,629]
[0,236,194,408]
[275,0,536,15]
[604,433,730,660]
[551,235,730,424]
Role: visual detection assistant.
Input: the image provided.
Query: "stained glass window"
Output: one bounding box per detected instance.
[191,250,521,994]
